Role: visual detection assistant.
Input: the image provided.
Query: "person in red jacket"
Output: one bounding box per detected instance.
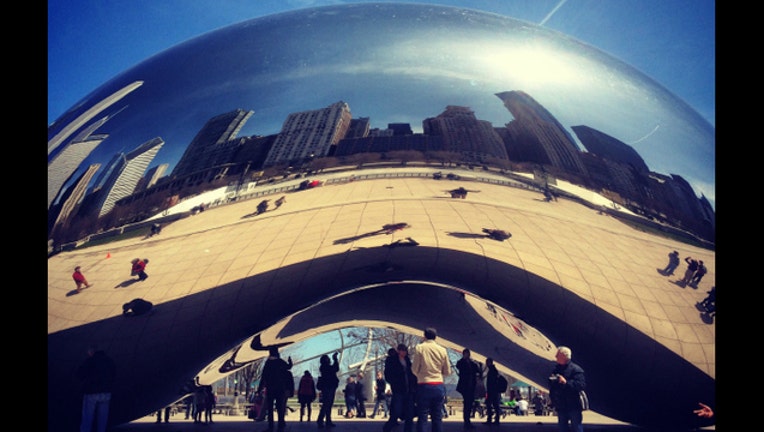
[72,266,92,292]
[131,258,149,281]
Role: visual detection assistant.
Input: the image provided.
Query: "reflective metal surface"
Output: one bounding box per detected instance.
[47,4,714,432]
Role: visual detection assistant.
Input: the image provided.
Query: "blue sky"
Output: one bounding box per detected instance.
[48,0,715,128]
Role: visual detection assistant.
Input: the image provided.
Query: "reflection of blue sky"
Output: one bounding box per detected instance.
[51,3,714,206]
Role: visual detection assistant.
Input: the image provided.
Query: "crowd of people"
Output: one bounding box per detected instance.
[661,251,709,288]
[76,332,715,431]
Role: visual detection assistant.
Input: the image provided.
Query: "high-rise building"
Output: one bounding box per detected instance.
[345,117,371,139]
[135,163,169,192]
[96,137,164,217]
[48,163,101,238]
[571,125,649,173]
[47,80,143,157]
[48,134,107,209]
[496,91,587,176]
[264,101,352,167]
[171,109,254,178]
[387,123,413,136]
[422,105,507,162]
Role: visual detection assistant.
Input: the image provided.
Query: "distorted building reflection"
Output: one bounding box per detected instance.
[47,3,714,431]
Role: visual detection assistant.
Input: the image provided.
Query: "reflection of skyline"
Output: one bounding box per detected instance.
[45,4,713,209]
[48,85,714,245]
[47,81,142,156]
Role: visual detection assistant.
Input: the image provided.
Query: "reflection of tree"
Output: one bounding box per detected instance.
[346,152,381,168]
[344,327,461,383]
[385,150,424,166]
[426,150,463,167]
[308,156,340,173]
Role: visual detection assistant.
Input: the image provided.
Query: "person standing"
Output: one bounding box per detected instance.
[297,371,317,422]
[370,370,389,419]
[532,392,547,416]
[548,346,586,432]
[662,250,680,275]
[77,345,116,432]
[455,348,479,428]
[342,375,358,418]
[316,352,340,428]
[680,256,698,286]
[258,347,293,431]
[355,372,367,418]
[482,358,501,425]
[411,327,451,432]
[691,260,707,287]
[204,385,216,424]
[72,266,92,292]
[383,345,416,432]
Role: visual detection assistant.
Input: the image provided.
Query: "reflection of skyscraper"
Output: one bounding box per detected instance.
[264,101,352,167]
[135,163,169,192]
[423,105,508,161]
[47,80,143,156]
[571,125,649,173]
[171,109,253,178]
[496,91,587,176]
[48,135,107,209]
[96,137,164,217]
[48,163,101,238]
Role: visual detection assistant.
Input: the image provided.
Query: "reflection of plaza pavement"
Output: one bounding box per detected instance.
[48,170,714,429]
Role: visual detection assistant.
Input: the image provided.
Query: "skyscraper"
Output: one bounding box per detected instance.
[264,101,352,167]
[48,135,107,209]
[47,80,143,157]
[496,91,587,176]
[96,137,164,217]
[423,105,508,162]
[171,109,254,178]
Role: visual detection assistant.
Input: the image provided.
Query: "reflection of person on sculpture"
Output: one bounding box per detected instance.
[381,223,410,234]
[386,237,419,248]
[130,258,149,281]
[257,199,269,215]
[72,266,92,292]
[662,250,680,275]
[482,228,511,241]
[123,298,153,316]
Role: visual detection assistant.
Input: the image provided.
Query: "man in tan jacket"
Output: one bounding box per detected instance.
[412,327,451,432]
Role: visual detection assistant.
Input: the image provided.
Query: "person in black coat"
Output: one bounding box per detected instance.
[316,352,340,428]
[383,345,416,432]
[548,346,586,432]
[483,358,502,425]
[455,348,480,428]
[257,347,293,431]
[355,372,367,418]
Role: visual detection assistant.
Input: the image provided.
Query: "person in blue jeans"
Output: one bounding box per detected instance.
[549,346,586,432]
[370,371,389,418]
[77,345,116,432]
[412,327,451,432]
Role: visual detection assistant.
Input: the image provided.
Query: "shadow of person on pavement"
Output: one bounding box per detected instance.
[114,279,141,289]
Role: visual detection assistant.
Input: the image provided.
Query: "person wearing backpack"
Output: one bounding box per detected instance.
[483,358,502,425]
[297,371,317,422]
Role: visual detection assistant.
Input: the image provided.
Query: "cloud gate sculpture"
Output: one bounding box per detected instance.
[48,3,715,431]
